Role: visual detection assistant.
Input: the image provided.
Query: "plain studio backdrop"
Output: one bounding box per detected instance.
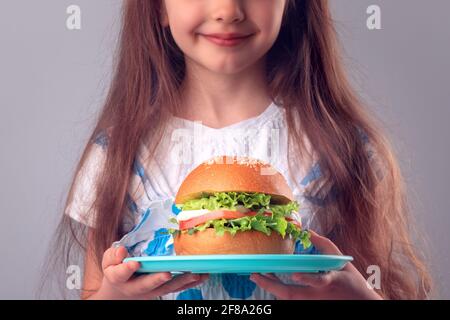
[0,0,449,299]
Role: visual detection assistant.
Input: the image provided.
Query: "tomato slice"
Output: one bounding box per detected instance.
[178,210,249,230]
[178,210,301,230]
[286,217,302,228]
[179,210,276,230]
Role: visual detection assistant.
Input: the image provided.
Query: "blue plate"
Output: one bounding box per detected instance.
[124,254,353,275]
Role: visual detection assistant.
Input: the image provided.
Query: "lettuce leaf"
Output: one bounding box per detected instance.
[168,212,311,248]
[168,192,311,249]
[178,191,298,216]
[269,201,300,217]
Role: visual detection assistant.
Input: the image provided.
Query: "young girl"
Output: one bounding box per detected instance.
[49,0,432,300]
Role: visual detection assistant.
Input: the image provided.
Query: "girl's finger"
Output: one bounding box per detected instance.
[308,230,342,255]
[251,273,317,300]
[103,261,141,284]
[261,273,280,281]
[128,272,173,295]
[151,273,204,297]
[170,274,209,293]
[291,271,336,288]
[249,273,294,300]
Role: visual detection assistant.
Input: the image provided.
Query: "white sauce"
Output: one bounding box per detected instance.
[176,205,251,222]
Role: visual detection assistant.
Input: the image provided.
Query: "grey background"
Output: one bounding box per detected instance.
[0,0,448,299]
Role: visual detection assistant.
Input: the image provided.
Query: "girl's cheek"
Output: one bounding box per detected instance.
[164,1,204,34]
[167,15,205,50]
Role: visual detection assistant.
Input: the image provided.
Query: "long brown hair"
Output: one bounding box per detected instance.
[40,0,433,299]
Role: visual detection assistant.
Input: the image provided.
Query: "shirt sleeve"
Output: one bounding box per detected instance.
[64,141,107,228]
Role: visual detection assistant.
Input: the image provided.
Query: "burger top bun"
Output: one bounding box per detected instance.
[173,229,296,255]
[175,155,294,205]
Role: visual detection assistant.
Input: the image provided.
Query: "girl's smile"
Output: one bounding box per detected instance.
[200,32,255,48]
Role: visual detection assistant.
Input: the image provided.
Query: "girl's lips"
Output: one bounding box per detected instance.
[202,33,254,47]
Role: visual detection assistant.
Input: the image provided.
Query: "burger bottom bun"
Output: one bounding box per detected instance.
[173,229,296,255]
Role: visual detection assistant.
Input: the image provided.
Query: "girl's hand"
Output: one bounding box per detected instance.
[249,230,383,300]
[90,246,208,300]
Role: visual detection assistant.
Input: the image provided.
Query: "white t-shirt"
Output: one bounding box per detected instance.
[65,101,334,300]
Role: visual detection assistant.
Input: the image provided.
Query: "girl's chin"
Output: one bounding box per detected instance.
[198,59,254,75]
[211,66,249,75]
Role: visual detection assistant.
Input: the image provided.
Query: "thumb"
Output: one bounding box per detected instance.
[102,246,129,270]
[113,246,130,264]
[103,246,140,284]
[292,271,337,288]
[308,230,342,255]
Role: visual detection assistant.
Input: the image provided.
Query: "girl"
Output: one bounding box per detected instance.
[45,0,432,300]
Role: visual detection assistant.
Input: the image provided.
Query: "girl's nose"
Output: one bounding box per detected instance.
[211,0,245,24]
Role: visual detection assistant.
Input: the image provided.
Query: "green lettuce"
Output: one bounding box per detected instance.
[177,191,298,216]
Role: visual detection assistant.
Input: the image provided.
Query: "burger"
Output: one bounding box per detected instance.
[168,156,311,255]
